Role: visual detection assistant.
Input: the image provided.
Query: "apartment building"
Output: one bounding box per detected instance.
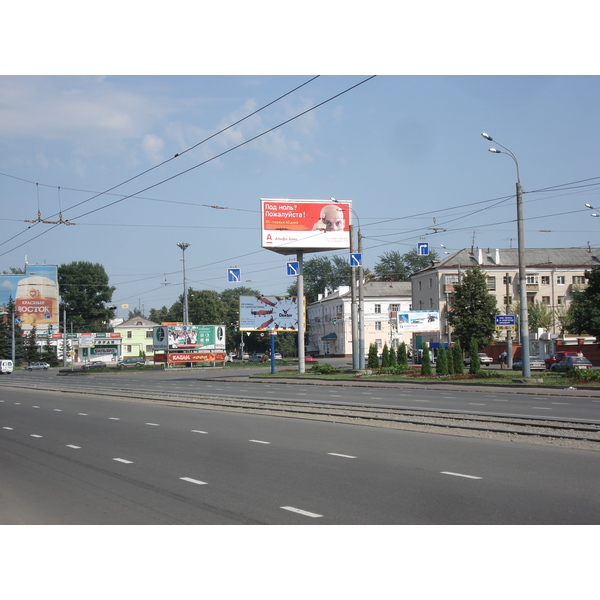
[306,281,412,357]
[112,315,160,360]
[410,247,600,349]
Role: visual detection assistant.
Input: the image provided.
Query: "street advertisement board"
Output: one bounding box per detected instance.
[168,352,226,364]
[159,325,226,350]
[239,296,302,331]
[0,265,59,331]
[260,199,351,254]
[397,310,440,333]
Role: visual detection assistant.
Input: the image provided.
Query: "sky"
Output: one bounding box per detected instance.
[1,5,599,325]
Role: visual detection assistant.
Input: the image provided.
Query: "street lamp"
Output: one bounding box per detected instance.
[481,132,530,377]
[584,203,599,217]
[176,242,190,326]
[333,201,365,370]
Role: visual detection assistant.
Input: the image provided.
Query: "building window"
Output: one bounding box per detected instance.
[503,296,512,306]
[557,275,566,285]
[486,276,496,291]
[503,275,513,285]
[429,278,433,288]
[145,345,153,353]
[557,296,565,305]
[375,339,382,350]
[418,281,422,291]
[429,298,434,309]
[389,304,400,312]
[541,276,550,285]
[573,275,586,285]
[127,331,132,338]
[375,321,382,331]
[541,296,550,304]
[374,304,381,313]
[526,274,539,285]
[146,330,153,338]
[126,345,132,353]
[445,274,459,285]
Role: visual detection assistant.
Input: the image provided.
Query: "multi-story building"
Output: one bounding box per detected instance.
[307,281,412,357]
[410,247,600,353]
[112,315,160,360]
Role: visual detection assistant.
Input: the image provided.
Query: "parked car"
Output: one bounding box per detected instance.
[247,355,261,362]
[550,356,593,372]
[241,353,249,360]
[82,361,106,370]
[273,353,283,360]
[463,353,493,366]
[512,356,546,371]
[544,351,578,370]
[27,362,50,371]
[117,357,145,367]
[304,356,318,364]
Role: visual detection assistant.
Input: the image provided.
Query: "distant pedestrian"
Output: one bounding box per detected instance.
[499,351,507,369]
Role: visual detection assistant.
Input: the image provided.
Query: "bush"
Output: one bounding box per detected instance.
[421,344,432,376]
[436,346,448,376]
[397,342,409,369]
[566,368,600,383]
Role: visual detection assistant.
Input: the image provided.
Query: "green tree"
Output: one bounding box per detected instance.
[436,345,448,376]
[567,268,600,340]
[381,343,390,367]
[397,342,408,369]
[450,339,463,375]
[421,343,432,375]
[447,266,497,351]
[373,248,439,282]
[367,343,379,368]
[148,306,173,324]
[388,344,397,367]
[24,324,40,365]
[58,262,115,332]
[468,337,481,375]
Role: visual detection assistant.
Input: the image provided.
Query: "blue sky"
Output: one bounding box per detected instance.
[1,74,599,319]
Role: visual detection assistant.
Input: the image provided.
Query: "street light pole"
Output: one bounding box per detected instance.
[481,133,530,377]
[176,242,190,326]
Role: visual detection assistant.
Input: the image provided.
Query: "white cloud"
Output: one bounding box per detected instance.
[141,134,165,164]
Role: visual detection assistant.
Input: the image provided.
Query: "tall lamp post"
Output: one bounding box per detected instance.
[481,133,530,377]
[333,201,365,370]
[176,242,190,327]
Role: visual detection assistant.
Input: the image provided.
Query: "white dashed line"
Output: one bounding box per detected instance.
[328,453,356,459]
[249,440,271,444]
[33,406,40,409]
[53,409,62,412]
[113,458,133,464]
[66,445,81,449]
[145,423,160,426]
[78,413,88,416]
[180,477,207,485]
[532,407,552,410]
[441,471,482,480]
[3,427,14,430]
[415,399,430,402]
[31,434,43,438]
[281,506,323,518]
[191,430,208,434]
[551,402,568,405]
[109,417,120,421]
[469,403,486,406]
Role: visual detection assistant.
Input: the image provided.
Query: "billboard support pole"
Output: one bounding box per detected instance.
[358,228,365,370]
[297,252,305,374]
[350,224,359,369]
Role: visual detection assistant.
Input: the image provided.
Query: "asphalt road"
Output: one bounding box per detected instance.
[1,385,599,524]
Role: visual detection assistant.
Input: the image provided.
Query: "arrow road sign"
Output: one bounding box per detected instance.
[417,242,429,256]
[350,253,362,267]
[227,268,241,282]
[287,261,300,276]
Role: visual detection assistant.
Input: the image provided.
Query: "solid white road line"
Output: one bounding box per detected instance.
[113,458,133,464]
[180,477,207,485]
[281,506,323,518]
[441,471,482,480]
[328,453,357,459]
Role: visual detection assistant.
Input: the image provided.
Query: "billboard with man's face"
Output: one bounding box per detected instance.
[260,199,351,254]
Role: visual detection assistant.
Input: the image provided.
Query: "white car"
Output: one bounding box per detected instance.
[273,353,283,360]
[463,353,493,366]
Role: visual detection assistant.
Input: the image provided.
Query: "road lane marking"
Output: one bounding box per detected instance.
[281,506,323,518]
[33,406,40,409]
[78,413,88,416]
[113,458,133,464]
[191,430,208,434]
[441,471,482,480]
[53,409,62,412]
[328,453,356,459]
[532,407,552,410]
[31,434,43,438]
[145,423,160,426]
[3,427,14,430]
[469,403,486,406]
[551,402,568,405]
[415,399,430,402]
[66,445,81,449]
[109,417,120,421]
[249,440,271,444]
[180,477,207,485]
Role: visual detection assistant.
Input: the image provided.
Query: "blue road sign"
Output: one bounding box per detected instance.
[349,253,362,267]
[227,268,241,282]
[287,261,300,276]
[417,242,429,256]
[495,315,516,330]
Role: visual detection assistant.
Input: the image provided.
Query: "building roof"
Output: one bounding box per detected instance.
[113,315,160,329]
[310,281,412,305]
[414,247,600,275]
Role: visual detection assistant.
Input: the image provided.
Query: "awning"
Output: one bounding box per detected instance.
[321,332,337,341]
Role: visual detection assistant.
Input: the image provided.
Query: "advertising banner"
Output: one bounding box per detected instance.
[165,325,225,350]
[260,199,351,254]
[168,352,226,363]
[152,326,169,351]
[0,265,59,330]
[396,310,440,333]
[239,296,302,331]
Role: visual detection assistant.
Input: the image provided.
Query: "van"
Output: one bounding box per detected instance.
[1,360,14,374]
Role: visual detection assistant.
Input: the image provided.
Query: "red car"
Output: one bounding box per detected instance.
[544,351,579,370]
